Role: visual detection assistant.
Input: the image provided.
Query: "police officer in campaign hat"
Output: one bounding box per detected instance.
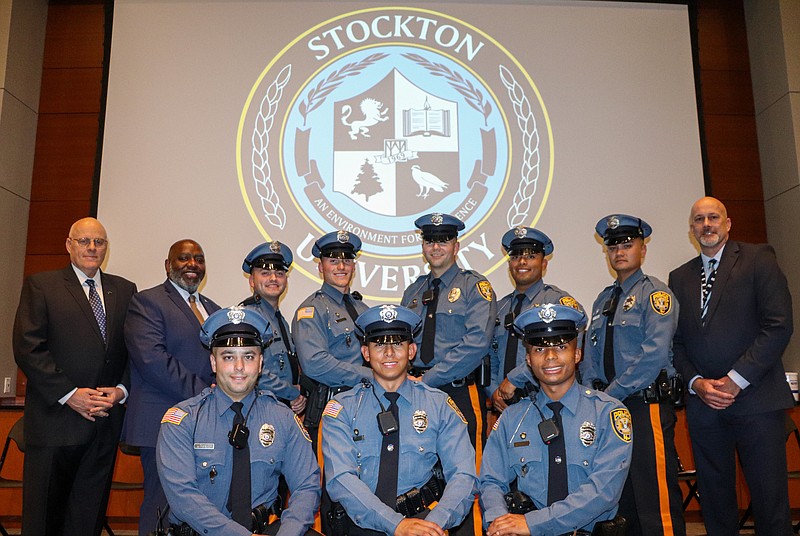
[490,227,584,413]
[322,304,477,536]
[580,214,685,536]
[240,241,306,415]
[156,306,321,536]
[480,304,632,536]
[401,213,495,536]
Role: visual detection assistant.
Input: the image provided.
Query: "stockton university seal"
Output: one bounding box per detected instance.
[237,7,553,300]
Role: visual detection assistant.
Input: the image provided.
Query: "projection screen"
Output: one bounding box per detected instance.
[98,0,705,314]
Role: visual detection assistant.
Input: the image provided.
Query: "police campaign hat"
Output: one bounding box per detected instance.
[514,303,587,347]
[355,304,422,344]
[502,226,554,256]
[595,214,652,245]
[242,241,293,273]
[200,306,273,349]
[415,213,465,242]
[311,230,362,259]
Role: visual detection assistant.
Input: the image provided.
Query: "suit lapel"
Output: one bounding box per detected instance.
[100,272,117,349]
[686,257,704,327]
[62,266,105,344]
[164,279,202,326]
[704,241,739,324]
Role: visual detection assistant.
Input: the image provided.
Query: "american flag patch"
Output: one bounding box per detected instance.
[297,306,315,320]
[161,407,188,425]
[323,400,343,419]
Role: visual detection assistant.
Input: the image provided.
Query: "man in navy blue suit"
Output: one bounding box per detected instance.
[123,239,221,535]
[669,197,794,535]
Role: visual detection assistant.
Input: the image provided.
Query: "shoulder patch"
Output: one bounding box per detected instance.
[559,296,580,310]
[296,306,315,321]
[476,280,493,301]
[649,291,672,316]
[610,408,632,443]
[294,414,312,442]
[492,418,500,431]
[161,407,188,425]
[322,399,343,419]
[446,397,468,424]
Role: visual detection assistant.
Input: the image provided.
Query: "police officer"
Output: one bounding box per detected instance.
[292,230,371,435]
[480,304,632,536]
[580,215,685,536]
[322,305,478,536]
[490,227,583,412]
[240,241,306,414]
[401,213,494,536]
[156,306,321,536]
[292,230,371,532]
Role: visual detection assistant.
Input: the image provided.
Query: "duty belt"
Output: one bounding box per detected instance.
[395,472,446,517]
[408,366,476,388]
[168,499,282,535]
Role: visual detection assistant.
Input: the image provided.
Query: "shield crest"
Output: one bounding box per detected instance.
[333,69,459,216]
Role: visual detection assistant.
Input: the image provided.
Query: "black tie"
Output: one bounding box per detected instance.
[420,278,441,364]
[546,401,568,505]
[85,279,107,343]
[701,259,717,323]
[375,392,401,506]
[274,310,299,384]
[227,402,251,529]
[603,285,622,382]
[343,293,361,322]
[503,293,527,376]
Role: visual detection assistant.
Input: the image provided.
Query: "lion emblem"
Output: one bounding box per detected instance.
[341,98,389,140]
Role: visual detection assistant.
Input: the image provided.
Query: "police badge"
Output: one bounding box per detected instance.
[579,421,596,447]
[337,230,350,243]
[514,226,528,238]
[412,410,428,433]
[227,306,246,324]
[259,423,276,447]
[623,295,636,311]
[538,303,557,323]
[269,241,281,253]
[431,213,444,226]
[607,216,620,229]
[448,288,461,302]
[379,304,398,322]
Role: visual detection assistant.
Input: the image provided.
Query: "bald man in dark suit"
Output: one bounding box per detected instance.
[669,197,794,535]
[13,217,137,535]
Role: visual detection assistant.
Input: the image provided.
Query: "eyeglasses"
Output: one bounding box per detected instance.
[69,237,108,248]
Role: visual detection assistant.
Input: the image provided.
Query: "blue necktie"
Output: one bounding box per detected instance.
[86,279,107,343]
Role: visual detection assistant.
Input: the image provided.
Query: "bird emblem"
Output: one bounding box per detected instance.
[410,165,448,199]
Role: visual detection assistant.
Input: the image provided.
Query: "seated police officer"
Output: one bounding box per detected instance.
[156,307,321,536]
[480,304,632,536]
[322,305,477,536]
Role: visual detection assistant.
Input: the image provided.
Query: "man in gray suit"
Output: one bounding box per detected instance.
[14,217,137,535]
[669,196,794,535]
[123,239,221,535]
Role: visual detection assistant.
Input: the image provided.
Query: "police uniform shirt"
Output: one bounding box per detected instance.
[247,300,301,400]
[493,281,583,394]
[292,282,371,387]
[479,382,632,535]
[156,388,321,536]
[581,268,678,402]
[401,263,496,387]
[322,379,477,534]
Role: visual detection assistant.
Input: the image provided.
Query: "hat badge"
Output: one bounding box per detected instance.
[269,241,281,253]
[337,230,349,243]
[379,304,398,323]
[607,216,620,229]
[431,213,443,226]
[538,304,557,323]
[227,306,247,324]
[514,227,528,238]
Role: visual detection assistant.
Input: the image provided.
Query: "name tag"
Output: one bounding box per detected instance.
[513,441,530,447]
[194,442,214,450]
